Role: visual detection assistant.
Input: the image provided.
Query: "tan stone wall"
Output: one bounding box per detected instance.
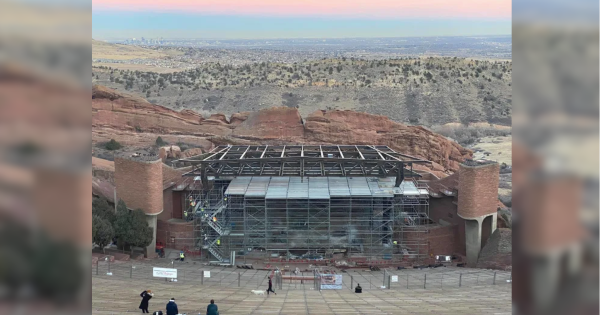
[457,163,500,219]
[114,157,163,215]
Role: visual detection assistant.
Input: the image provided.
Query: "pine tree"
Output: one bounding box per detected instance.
[92,197,115,225]
[113,200,152,253]
[129,209,153,250]
[93,215,114,253]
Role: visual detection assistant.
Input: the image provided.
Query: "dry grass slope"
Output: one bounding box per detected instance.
[92,39,178,60]
[93,57,512,126]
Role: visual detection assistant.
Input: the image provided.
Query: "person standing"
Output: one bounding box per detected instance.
[139,290,153,313]
[355,283,362,293]
[165,298,178,315]
[266,277,276,295]
[206,299,219,315]
[179,251,185,262]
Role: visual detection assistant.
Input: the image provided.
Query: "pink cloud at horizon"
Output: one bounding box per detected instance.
[92,0,511,19]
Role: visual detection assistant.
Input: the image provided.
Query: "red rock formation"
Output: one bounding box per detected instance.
[304,110,472,171]
[208,113,229,124]
[158,145,183,162]
[92,156,115,184]
[92,157,116,201]
[92,86,472,173]
[232,107,305,140]
[476,228,512,270]
[92,177,115,202]
[180,109,204,123]
[181,148,204,158]
[92,85,232,136]
[229,112,250,126]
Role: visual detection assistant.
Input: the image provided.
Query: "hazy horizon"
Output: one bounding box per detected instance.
[92,0,511,40]
[93,33,513,42]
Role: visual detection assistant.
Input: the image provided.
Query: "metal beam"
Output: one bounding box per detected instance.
[219,146,233,160]
[355,145,365,160]
[239,146,251,160]
[373,147,386,161]
[260,146,269,159]
[338,145,345,159]
[201,146,230,162]
[368,145,403,162]
[189,145,430,185]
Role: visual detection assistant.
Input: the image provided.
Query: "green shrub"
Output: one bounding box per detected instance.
[105,139,122,151]
[155,136,168,147]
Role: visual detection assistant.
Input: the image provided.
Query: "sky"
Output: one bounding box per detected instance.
[92,0,512,40]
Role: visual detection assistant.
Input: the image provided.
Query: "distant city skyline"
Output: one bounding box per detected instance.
[92,0,511,40]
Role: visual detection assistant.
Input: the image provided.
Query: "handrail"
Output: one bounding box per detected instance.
[208,246,224,262]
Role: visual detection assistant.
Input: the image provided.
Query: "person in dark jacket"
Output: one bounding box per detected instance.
[266,277,276,295]
[206,299,219,315]
[139,290,153,313]
[165,298,178,315]
[355,283,362,293]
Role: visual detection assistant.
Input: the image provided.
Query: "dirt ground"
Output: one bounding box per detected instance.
[92,39,182,60]
[93,63,188,73]
[471,135,512,166]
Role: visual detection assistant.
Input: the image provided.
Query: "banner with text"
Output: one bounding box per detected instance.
[153,267,177,279]
[320,274,343,290]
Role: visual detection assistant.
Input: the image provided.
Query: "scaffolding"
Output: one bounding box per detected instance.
[187,176,431,263]
[179,145,433,263]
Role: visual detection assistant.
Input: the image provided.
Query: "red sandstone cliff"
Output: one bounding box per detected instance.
[92,85,232,136]
[303,110,471,172]
[92,85,472,172]
[232,107,305,140]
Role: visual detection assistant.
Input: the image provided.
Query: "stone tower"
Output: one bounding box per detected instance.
[114,152,163,256]
[457,160,500,266]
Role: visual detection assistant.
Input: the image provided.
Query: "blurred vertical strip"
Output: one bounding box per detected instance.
[0,0,91,313]
[513,0,599,314]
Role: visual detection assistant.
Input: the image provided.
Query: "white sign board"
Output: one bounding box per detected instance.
[153,267,177,279]
[320,274,343,290]
[391,275,399,283]
[204,271,211,278]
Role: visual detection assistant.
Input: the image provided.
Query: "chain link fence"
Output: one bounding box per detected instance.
[93,260,511,292]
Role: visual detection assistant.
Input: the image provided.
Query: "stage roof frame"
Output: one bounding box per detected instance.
[179,145,431,187]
